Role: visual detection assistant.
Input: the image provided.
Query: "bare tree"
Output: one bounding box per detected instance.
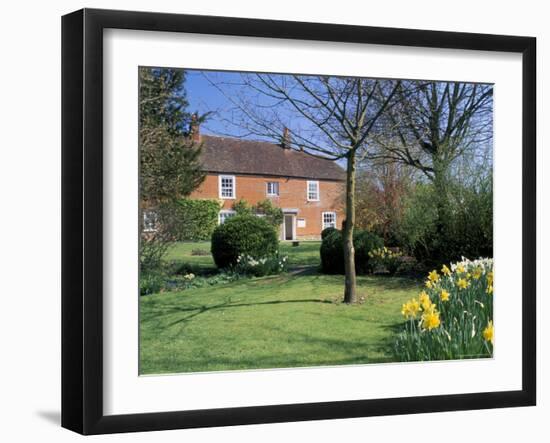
[209,74,400,303]
[368,81,493,259]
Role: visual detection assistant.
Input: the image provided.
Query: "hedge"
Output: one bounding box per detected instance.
[176,199,221,241]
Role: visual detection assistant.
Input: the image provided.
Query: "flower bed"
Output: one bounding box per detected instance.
[393,257,493,361]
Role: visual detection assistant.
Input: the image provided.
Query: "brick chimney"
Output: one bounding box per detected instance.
[281,127,291,149]
[190,114,201,143]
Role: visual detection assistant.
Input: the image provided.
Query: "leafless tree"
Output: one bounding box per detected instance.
[208,73,401,303]
[367,81,493,258]
[368,81,493,185]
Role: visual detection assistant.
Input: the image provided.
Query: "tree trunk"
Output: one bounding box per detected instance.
[432,157,451,262]
[343,150,358,304]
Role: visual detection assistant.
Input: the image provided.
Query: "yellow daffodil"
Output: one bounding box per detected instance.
[472,267,483,280]
[401,298,421,319]
[428,270,440,283]
[487,271,494,286]
[419,292,436,314]
[483,320,494,344]
[456,264,466,274]
[441,264,451,276]
[440,289,450,302]
[425,280,434,289]
[419,291,430,308]
[486,285,493,295]
[421,310,441,330]
[457,278,470,290]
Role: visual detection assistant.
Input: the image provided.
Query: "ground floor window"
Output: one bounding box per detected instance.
[219,210,236,224]
[143,210,158,232]
[322,211,337,230]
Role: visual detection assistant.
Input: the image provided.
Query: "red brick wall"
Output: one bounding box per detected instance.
[190,174,345,240]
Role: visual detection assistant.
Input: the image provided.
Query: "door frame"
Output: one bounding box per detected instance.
[283,213,296,241]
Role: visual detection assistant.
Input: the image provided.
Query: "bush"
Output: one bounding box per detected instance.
[398,180,493,264]
[139,271,165,295]
[175,199,221,241]
[368,247,403,275]
[321,226,337,240]
[320,228,383,275]
[320,229,344,274]
[211,215,279,268]
[353,230,385,274]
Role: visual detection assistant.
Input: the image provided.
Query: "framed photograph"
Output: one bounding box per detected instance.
[62,8,536,435]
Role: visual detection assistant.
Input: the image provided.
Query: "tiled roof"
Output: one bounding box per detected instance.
[199,135,346,181]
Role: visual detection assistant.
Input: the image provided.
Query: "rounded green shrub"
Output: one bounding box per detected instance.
[320,228,383,275]
[211,215,279,269]
[320,229,344,274]
[321,226,337,240]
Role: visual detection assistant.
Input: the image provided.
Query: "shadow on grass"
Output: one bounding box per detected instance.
[364,276,420,291]
[157,297,335,329]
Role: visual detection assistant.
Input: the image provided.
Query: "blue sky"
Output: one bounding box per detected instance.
[181,69,493,177]
[185,70,240,137]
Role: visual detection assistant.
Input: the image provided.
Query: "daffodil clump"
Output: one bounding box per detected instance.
[393,257,494,362]
[368,246,403,275]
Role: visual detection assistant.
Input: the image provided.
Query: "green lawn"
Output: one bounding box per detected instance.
[165,240,323,271]
[141,240,420,374]
[140,272,419,374]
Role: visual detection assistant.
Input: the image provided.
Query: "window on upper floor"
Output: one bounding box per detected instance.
[307,180,320,201]
[322,212,337,230]
[266,181,280,196]
[219,175,235,199]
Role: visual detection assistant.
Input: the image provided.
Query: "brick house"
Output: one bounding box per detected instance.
[189,125,345,241]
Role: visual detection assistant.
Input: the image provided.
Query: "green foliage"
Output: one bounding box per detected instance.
[232,198,284,229]
[398,184,439,261]
[398,179,493,264]
[175,199,221,241]
[321,227,337,240]
[255,199,284,228]
[139,67,190,135]
[140,271,166,296]
[232,199,254,216]
[353,230,386,274]
[139,67,205,204]
[368,247,403,275]
[211,215,279,269]
[320,229,383,275]
[445,179,493,260]
[139,67,207,272]
[165,271,244,292]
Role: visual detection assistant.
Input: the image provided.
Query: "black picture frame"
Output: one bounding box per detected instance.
[61,8,536,435]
